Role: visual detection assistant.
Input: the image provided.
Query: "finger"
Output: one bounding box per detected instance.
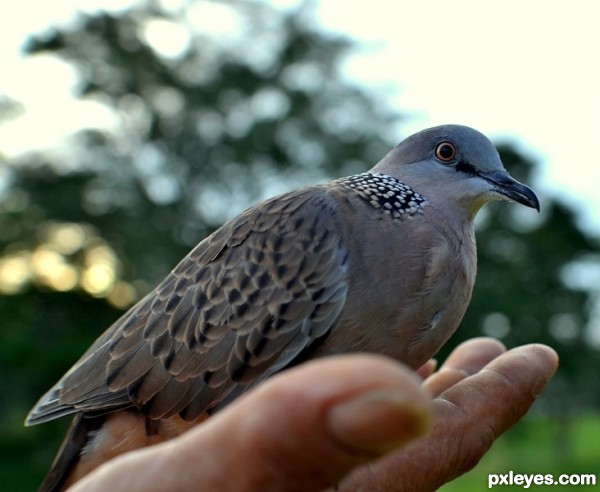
[338,343,558,492]
[415,359,438,379]
[67,355,431,492]
[426,344,558,483]
[423,337,506,396]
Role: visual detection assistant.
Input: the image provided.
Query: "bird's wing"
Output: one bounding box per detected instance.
[27,187,350,424]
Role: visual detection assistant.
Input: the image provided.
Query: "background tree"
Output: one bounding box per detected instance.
[0,1,598,490]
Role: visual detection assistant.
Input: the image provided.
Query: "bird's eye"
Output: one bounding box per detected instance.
[435,141,457,163]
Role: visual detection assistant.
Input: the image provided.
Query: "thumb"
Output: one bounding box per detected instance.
[68,355,431,492]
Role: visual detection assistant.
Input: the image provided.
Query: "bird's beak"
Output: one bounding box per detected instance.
[481,171,541,212]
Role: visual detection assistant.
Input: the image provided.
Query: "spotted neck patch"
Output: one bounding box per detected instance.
[338,172,428,219]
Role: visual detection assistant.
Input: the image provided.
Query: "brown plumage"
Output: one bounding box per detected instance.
[26,125,539,491]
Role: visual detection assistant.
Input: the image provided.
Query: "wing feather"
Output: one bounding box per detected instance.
[26,187,349,424]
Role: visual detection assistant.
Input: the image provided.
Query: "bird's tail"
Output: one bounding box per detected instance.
[39,414,106,492]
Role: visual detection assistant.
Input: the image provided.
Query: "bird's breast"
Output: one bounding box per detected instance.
[320,210,477,370]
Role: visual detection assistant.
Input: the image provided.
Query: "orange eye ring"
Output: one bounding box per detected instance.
[435,141,457,162]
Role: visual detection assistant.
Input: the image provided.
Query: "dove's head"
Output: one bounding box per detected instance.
[372,125,540,218]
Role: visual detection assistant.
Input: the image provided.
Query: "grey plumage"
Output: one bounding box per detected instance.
[26,125,539,490]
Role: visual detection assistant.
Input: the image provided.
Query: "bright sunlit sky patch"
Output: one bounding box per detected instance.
[2,0,600,233]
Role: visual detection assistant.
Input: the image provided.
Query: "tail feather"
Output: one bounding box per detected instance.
[39,414,106,492]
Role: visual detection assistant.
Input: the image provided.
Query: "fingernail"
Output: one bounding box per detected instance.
[526,344,559,393]
[327,389,431,456]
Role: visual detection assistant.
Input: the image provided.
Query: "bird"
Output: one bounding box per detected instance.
[26,124,539,491]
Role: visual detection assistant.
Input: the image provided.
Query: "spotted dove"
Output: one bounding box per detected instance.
[26,125,540,491]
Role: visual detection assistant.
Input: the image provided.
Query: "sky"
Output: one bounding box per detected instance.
[1,0,600,233]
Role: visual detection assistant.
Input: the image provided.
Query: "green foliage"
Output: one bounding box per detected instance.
[441,415,600,491]
[0,290,116,490]
[0,1,598,490]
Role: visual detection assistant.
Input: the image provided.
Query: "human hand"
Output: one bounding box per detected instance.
[68,338,558,492]
[335,338,558,490]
